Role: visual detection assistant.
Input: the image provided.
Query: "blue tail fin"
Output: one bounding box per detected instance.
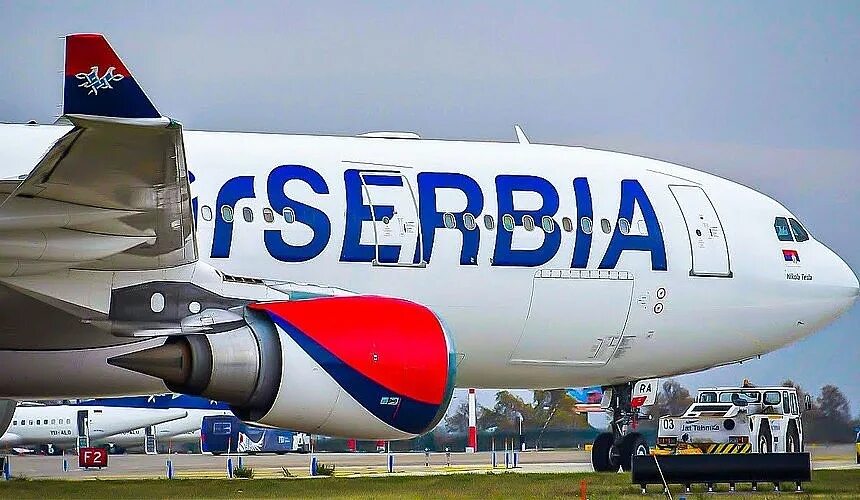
[64,33,160,119]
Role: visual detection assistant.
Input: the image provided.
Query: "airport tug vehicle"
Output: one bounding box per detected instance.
[656,385,808,455]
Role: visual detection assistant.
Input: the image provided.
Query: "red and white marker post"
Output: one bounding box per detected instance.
[466,388,477,453]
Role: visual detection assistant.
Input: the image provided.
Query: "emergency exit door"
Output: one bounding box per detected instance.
[669,185,732,277]
[358,171,423,267]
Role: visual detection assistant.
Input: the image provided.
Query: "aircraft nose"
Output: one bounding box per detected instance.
[821,246,859,305]
[832,248,859,298]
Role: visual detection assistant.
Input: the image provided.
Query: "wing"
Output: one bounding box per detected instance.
[0,34,195,277]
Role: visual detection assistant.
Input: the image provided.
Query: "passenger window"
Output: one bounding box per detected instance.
[774,217,792,241]
[579,217,592,234]
[201,205,213,221]
[618,218,630,235]
[788,218,809,242]
[283,208,296,224]
[790,393,798,415]
[11,421,15,426]
[51,419,55,425]
[600,218,612,234]
[483,215,495,230]
[541,216,555,233]
[29,420,33,425]
[262,208,274,223]
[67,419,71,424]
[562,217,574,233]
[242,207,253,223]
[443,213,457,229]
[502,214,515,232]
[220,206,234,223]
[463,213,477,230]
[522,215,535,231]
[36,420,40,425]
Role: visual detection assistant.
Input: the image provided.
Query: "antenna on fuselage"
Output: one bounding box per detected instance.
[514,124,530,144]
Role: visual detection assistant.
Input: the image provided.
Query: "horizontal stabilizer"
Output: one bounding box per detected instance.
[64,34,160,120]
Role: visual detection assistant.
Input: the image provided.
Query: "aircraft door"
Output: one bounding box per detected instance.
[358,171,423,267]
[144,426,157,455]
[510,269,635,366]
[76,410,90,450]
[669,185,732,277]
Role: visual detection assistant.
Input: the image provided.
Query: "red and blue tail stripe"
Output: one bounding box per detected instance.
[64,34,160,119]
[250,297,455,435]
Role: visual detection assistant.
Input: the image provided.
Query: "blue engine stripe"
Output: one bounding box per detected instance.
[265,312,445,435]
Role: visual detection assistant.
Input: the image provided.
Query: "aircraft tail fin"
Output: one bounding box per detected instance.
[63,33,161,120]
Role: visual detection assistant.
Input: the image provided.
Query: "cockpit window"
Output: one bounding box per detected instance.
[774,217,793,241]
[788,218,809,242]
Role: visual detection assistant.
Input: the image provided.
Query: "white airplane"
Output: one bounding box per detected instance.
[75,394,231,451]
[0,402,187,451]
[0,34,856,471]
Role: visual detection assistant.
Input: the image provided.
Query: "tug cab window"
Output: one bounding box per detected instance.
[698,391,717,403]
[719,391,760,404]
[763,391,781,406]
[789,218,809,242]
[774,217,792,241]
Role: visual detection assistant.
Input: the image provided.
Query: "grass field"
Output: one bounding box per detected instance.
[0,469,857,499]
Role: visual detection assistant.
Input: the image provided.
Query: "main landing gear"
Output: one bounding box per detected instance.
[591,383,650,472]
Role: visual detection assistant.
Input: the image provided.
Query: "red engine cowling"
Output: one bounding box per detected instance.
[110,296,456,439]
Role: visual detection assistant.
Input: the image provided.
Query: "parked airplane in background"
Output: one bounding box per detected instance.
[0,34,856,471]
[0,402,187,451]
[75,394,231,452]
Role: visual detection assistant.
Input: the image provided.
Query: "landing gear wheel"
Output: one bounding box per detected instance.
[618,432,649,472]
[591,432,616,472]
[757,422,773,453]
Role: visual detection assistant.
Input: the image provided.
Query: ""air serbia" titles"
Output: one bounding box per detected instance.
[199,166,667,271]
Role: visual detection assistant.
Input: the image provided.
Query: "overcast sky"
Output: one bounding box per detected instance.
[1,1,858,415]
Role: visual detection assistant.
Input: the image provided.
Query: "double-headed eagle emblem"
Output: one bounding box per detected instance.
[76,66,124,95]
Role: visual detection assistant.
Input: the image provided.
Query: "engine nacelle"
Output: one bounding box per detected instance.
[110,296,456,440]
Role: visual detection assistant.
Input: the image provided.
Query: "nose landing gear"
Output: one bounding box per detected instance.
[591,382,650,472]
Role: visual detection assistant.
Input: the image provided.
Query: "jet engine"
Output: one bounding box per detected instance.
[109,296,456,440]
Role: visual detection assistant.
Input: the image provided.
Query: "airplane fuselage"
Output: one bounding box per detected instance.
[0,403,187,448]
[0,124,857,391]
